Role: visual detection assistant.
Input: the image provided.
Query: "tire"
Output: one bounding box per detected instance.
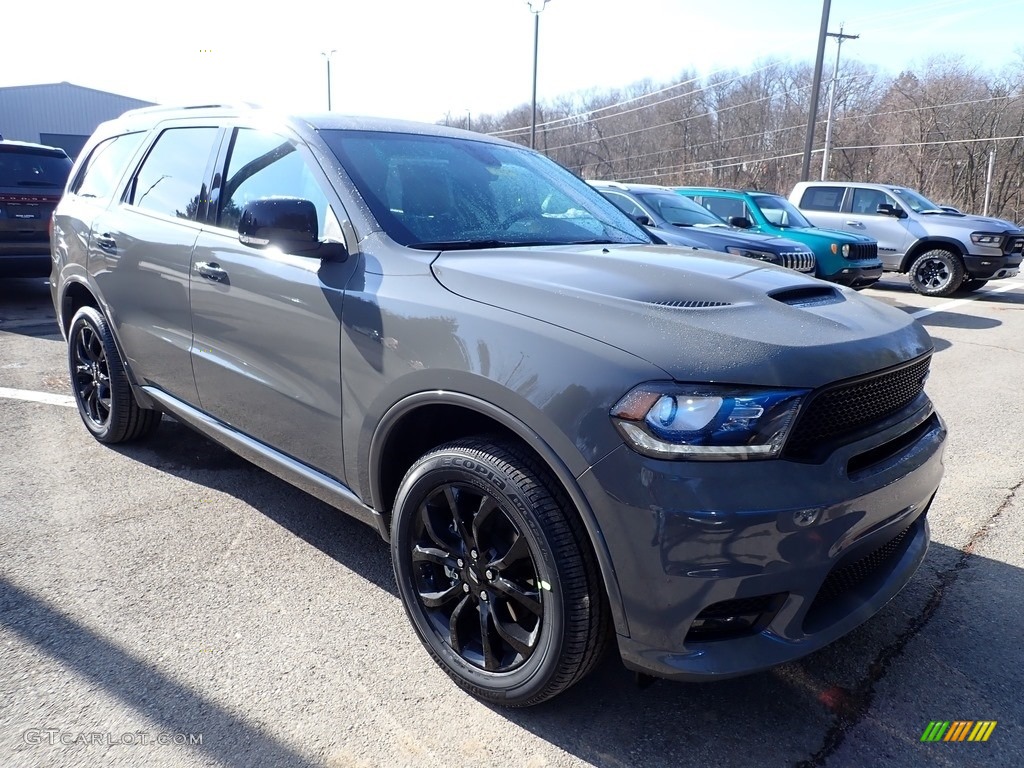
[908,249,965,296]
[67,306,161,444]
[391,437,609,706]
[955,277,989,294]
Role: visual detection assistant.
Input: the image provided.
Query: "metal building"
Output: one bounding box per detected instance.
[0,82,155,159]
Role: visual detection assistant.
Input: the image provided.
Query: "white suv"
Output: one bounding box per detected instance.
[790,181,1023,296]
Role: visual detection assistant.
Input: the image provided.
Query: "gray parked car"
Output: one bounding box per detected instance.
[51,105,946,706]
[790,181,1024,296]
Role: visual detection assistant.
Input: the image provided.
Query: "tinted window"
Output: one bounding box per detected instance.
[850,188,890,216]
[219,129,330,236]
[703,197,746,221]
[636,192,725,226]
[599,190,646,219]
[752,195,813,228]
[71,133,146,200]
[800,187,844,212]
[128,127,218,220]
[0,147,72,189]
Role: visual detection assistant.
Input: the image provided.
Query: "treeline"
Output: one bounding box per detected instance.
[460,56,1024,223]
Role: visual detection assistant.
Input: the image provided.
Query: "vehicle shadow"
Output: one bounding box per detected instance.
[107,421,1021,767]
[0,277,61,339]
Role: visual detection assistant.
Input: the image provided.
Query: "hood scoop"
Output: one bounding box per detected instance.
[769,285,843,308]
[651,299,732,309]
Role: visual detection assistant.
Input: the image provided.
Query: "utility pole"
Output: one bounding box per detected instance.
[820,25,859,181]
[800,0,832,181]
[984,149,995,216]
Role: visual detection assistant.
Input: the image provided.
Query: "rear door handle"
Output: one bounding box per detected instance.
[845,221,866,228]
[95,234,117,251]
[195,261,228,282]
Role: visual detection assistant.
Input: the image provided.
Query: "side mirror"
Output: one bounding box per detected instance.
[238,197,347,260]
[876,203,905,219]
[729,216,753,229]
[631,213,653,227]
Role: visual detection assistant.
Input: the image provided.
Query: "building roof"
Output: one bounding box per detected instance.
[0,82,155,143]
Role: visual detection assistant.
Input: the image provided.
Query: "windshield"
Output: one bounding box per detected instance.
[0,149,72,188]
[891,187,944,214]
[320,130,650,248]
[635,191,726,227]
[752,194,814,228]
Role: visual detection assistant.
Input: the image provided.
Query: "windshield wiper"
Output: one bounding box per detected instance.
[409,237,628,251]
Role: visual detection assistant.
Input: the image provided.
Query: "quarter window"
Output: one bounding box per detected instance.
[71,132,145,200]
[127,127,218,220]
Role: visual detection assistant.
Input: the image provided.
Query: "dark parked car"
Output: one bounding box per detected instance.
[52,105,945,706]
[588,180,816,274]
[1,140,72,276]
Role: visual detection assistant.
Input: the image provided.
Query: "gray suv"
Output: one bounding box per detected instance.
[51,105,946,706]
[791,181,1024,296]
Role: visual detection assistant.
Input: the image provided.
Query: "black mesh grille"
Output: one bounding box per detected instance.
[846,242,879,261]
[785,355,931,461]
[809,525,913,612]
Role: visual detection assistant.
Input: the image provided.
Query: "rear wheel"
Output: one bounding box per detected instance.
[955,277,989,294]
[391,437,609,706]
[68,306,161,443]
[908,249,965,296]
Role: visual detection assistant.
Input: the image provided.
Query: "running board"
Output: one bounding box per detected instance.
[141,387,386,536]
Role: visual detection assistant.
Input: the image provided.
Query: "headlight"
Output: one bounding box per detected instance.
[971,232,1004,247]
[725,246,778,263]
[610,383,809,460]
[841,244,850,256]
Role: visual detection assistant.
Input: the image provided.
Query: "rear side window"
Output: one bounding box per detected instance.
[800,186,845,212]
[71,133,146,200]
[127,127,219,220]
[703,197,747,221]
[0,147,72,189]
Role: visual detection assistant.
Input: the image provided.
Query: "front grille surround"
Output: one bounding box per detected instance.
[784,354,931,462]
[845,242,879,261]
[777,251,816,273]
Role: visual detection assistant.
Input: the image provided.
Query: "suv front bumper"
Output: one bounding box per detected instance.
[963,253,1022,280]
[828,262,883,288]
[579,408,946,681]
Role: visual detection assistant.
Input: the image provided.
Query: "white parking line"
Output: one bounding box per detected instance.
[909,279,1024,319]
[0,387,76,408]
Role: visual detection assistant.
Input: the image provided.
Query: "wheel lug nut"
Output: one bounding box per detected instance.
[480,591,488,602]
[456,558,464,568]
[462,583,470,593]
[485,569,495,580]
[470,549,478,560]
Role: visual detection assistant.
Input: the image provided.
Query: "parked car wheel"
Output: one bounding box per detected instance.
[391,437,609,706]
[68,306,161,443]
[955,277,989,294]
[908,249,965,296]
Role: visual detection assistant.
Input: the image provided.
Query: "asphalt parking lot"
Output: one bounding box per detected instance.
[1,274,1021,768]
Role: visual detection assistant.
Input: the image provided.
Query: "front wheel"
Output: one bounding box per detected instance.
[908,249,965,296]
[67,306,161,443]
[391,437,609,706]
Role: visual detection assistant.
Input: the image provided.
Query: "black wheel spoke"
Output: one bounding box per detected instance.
[492,576,543,617]
[420,501,455,552]
[444,486,476,551]
[418,582,464,609]
[492,613,538,658]
[448,594,472,656]
[411,544,455,568]
[489,534,531,572]
[478,601,500,671]
[470,494,499,548]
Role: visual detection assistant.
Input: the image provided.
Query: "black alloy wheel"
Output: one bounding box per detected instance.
[909,249,965,296]
[67,306,161,443]
[391,437,609,706]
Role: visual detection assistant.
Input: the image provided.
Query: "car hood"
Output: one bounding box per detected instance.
[920,212,1023,233]
[674,225,810,252]
[431,244,931,387]
[781,226,875,245]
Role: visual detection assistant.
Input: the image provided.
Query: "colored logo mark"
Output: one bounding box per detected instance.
[921,721,997,742]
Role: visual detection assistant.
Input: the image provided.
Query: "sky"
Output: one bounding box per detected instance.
[3,0,1022,126]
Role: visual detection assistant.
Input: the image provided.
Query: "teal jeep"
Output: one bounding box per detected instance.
[676,188,883,288]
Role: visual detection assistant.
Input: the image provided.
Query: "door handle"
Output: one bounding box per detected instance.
[95,233,117,251]
[195,261,228,282]
[845,221,865,228]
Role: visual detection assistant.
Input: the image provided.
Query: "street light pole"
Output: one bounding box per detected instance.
[820,25,859,181]
[800,0,832,181]
[322,50,337,111]
[527,0,551,150]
